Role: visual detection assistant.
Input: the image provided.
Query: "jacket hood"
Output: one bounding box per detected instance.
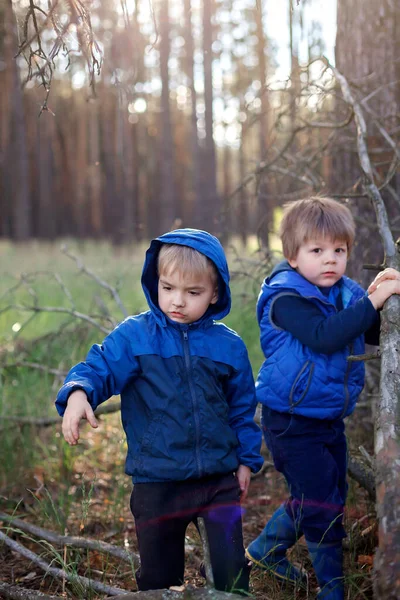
[141,228,231,324]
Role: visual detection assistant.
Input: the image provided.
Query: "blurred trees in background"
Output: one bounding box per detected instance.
[0,0,399,252]
[335,0,400,284]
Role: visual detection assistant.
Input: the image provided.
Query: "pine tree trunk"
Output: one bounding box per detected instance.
[159,0,177,233]
[183,0,202,226]
[7,0,31,240]
[255,0,270,248]
[201,0,219,232]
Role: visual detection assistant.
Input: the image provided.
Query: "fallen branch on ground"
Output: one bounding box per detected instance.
[107,587,245,600]
[0,582,62,600]
[0,582,245,600]
[0,530,129,596]
[0,512,138,566]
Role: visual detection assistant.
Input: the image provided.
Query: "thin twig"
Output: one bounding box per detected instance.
[347,352,381,362]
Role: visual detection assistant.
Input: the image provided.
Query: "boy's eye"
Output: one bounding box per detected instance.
[162,285,171,291]
[189,291,200,296]
[335,248,346,253]
[311,248,321,254]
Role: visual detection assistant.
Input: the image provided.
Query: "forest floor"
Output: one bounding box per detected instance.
[0,412,375,600]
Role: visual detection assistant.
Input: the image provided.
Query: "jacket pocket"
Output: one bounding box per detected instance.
[289,360,315,409]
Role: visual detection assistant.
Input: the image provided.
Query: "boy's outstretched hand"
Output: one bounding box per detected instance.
[368,267,400,294]
[62,389,98,445]
[236,464,251,502]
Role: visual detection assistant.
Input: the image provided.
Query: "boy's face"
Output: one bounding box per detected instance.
[158,268,218,324]
[288,238,348,287]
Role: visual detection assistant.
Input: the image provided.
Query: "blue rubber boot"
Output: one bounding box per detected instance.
[307,541,344,599]
[245,503,306,585]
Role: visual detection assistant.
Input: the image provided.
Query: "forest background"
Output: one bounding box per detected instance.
[0,1,399,599]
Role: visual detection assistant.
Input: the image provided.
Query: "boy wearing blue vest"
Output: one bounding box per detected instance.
[56,228,263,593]
[245,197,400,599]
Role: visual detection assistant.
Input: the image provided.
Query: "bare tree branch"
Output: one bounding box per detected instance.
[347,456,375,501]
[0,513,138,566]
[0,303,111,335]
[0,530,129,596]
[333,65,396,257]
[61,245,128,320]
[0,582,62,600]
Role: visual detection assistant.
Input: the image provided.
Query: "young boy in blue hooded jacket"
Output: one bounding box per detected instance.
[56,228,263,593]
[245,197,400,599]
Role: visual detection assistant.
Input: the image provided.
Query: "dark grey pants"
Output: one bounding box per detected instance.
[130,472,250,592]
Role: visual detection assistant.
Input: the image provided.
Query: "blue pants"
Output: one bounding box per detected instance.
[130,472,249,592]
[262,406,347,544]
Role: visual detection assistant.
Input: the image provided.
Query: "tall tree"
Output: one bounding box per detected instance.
[201,0,219,232]
[0,0,12,236]
[254,0,271,248]
[6,0,31,240]
[159,0,177,233]
[182,0,202,223]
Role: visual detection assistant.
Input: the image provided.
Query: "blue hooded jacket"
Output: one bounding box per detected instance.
[56,229,263,482]
[256,261,366,420]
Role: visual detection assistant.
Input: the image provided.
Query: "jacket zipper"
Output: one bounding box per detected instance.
[340,343,353,418]
[182,329,203,477]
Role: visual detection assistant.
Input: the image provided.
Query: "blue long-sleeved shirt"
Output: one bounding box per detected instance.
[272,291,380,354]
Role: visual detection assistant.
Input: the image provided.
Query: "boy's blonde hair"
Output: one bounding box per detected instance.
[158,243,218,285]
[280,197,355,260]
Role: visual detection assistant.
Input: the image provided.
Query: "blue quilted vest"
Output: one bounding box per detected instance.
[256,264,366,420]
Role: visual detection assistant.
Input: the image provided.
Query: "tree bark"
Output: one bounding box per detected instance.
[334,64,400,600]
[374,264,400,600]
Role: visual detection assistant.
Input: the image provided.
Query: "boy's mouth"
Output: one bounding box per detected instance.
[170,311,185,318]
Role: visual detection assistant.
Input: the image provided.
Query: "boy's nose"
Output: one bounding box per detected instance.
[325,252,337,263]
[173,294,185,307]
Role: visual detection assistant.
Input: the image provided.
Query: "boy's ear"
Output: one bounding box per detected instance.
[210,287,218,304]
[288,258,298,269]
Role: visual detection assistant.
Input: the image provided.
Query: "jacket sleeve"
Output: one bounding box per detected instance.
[225,345,264,473]
[55,322,140,416]
[272,294,379,354]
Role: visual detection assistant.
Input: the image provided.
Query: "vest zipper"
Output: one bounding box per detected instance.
[289,360,315,412]
[340,343,353,418]
[182,329,203,477]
